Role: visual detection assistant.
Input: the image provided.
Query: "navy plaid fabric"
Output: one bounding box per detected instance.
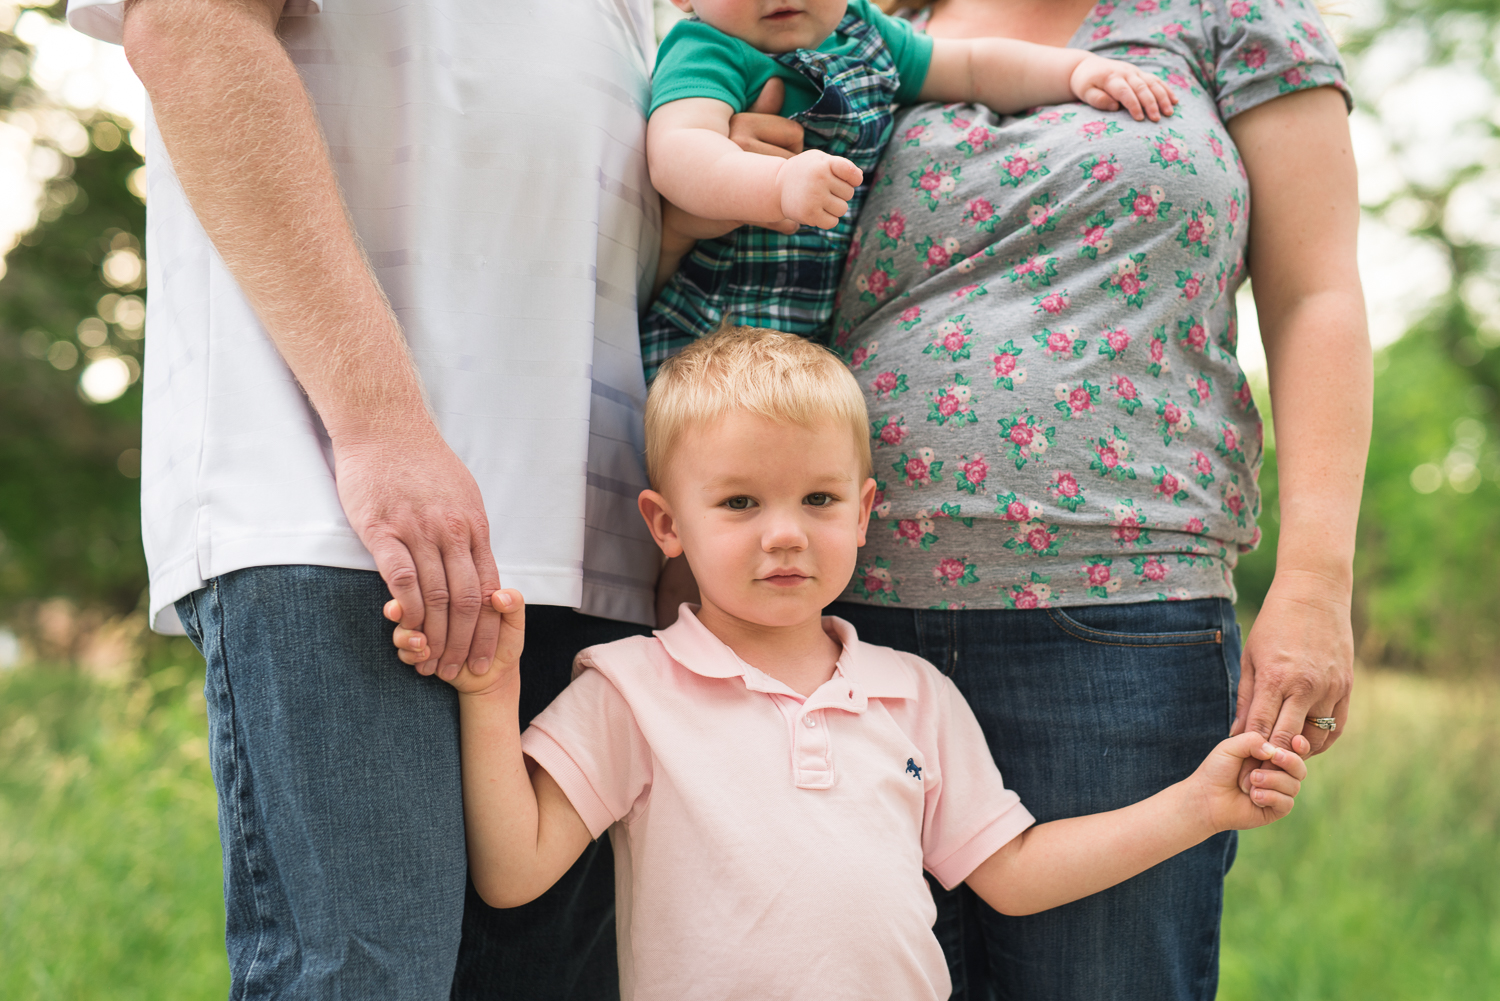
[642,11,902,380]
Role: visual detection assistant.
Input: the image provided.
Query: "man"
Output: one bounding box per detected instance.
[65,0,662,996]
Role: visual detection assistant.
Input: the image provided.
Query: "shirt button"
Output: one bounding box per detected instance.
[803,715,818,728]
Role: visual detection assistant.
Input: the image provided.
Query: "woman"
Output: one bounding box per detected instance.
[730,0,1368,997]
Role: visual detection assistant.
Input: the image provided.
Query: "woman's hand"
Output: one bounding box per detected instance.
[385,589,525,697]
[1069,54,1176,121]
[1233,570,1354,772]
[728,77,805,159]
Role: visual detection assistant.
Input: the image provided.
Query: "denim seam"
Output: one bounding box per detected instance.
[1046,609,1222,648]
[210,578,276,998]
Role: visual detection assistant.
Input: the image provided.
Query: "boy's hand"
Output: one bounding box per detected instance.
[1191,731,1310,833]
[385,589,525,696]
[775,150,863,229]
[1070,55,1176,121]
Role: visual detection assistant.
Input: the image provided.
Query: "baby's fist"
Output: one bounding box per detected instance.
[776,150,863,230]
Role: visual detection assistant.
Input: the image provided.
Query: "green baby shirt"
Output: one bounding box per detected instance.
[649,0,934,118]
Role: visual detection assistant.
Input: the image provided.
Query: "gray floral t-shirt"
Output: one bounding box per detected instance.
[834,0,1350,610]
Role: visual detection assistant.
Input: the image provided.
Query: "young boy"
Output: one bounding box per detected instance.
[387,326,1307,1001]
[642,0,1177,377]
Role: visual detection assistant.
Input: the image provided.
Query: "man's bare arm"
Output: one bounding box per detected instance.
[122,0,501,678]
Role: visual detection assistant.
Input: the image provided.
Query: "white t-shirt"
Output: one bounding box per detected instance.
[67,0,662,633]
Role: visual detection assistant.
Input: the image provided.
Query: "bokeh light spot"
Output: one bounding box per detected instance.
[79,356,130,403]
[1410,463,1443,494]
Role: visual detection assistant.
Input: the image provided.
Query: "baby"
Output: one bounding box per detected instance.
[387,326,1306,1001]
[642,0,1176,377]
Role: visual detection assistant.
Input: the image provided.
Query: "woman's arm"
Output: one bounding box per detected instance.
[1226,86,1370,765]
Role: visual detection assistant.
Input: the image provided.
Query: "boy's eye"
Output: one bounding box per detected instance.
[725,496,755,511]
[805,492,833,507]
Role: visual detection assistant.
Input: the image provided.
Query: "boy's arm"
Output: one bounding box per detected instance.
[965,732,1308,915]
[648,98,864,230]
[920,37,1175,120]
[387,591,593,908]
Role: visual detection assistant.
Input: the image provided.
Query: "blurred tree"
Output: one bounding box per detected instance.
[0,2,147,617]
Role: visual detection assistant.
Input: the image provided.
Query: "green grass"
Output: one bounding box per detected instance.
[1,662,1495,999]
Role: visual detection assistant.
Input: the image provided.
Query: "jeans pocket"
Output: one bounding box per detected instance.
[1044,602,1224,648]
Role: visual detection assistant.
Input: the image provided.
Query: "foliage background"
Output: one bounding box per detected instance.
[0,0,1496,998]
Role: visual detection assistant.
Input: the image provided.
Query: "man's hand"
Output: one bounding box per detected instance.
[1231,569,1354,790]
[338,429,502,681]
[1069,54,1176,121]
[775,150,863,229]
[386,589,522,696]
[1189,732,1309,834]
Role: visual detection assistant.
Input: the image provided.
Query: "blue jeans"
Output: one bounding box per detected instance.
[177,566,648,1000]
[830,598,1241,1001]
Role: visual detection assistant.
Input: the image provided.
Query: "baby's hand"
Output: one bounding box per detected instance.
[384,589,526,696]
[775,149,864,230]
[1070,55,1176,122]
[1191,731,1310,833]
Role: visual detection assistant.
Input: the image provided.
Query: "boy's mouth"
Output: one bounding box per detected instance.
[761,569,811,587]
[764,7,804,21]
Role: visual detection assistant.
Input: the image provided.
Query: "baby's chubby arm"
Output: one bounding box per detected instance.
[921,37,1176,121]
[386,591,592,908]
[965,731,1309,915]
[648,97,864,230]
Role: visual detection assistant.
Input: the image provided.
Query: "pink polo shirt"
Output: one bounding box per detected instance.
[520,607,1035,1001]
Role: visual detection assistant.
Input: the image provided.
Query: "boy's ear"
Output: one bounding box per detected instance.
[854,476,877,547]
[638,489,685,558]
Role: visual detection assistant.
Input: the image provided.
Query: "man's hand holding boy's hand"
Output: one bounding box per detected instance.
[1069,54,1177,121]
[776,150,863,229]
[1189,731,1310,835]
[385,590,526,697]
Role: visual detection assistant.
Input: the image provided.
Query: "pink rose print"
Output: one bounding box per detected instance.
[1134,0,1158,10]
[1091,23,1112,41]
[1221,475,1249,527]
[1152,465,1190,505]
[877,209,907,248]
[1154,398,1195,445]
[1109,374,1142,415]
[1090,426,1136,481]
[1234,376,1255,411]
[1003,574,1053,609]
[1109,500,1151,548]
[871,413,908,448]
[927,319,973,361]
[1240,43,1268,72]
[1078,212,1115,258]
[1215,420,1247,463]
[1079,154,1122,186]
[1178,317,1209,353]
[894,447,943,488]
[1048,470,1086,513]
[1034,291,1070,315]
[1134,555,1169,582]
[1185,517,1205,534]
[896,305,923,332]
[849,340,879,371]
[997,413,1055,470]
[1299,20,1323,41]
[1147,129,1197,176]
[932,556,979,588]
[902,123,932,147]
[956,453,989,494]
[1054,380,1101,420]
[1191,450,1215,484]
[1005,518,1064,557]
[893,515,939,551]
[854,556,900,603]
[1177,270,1205,300]
[991,340,1028,390]
[1087,563,1111,585]
[1008,246,1060,288]
[1147,325,1171,377]
[857,262,897,306]
[1281,67,1307,89]
[1119,184,1171,224]
[871,370,908,401]
[1036,326,1087,360]
[928,374,978,426]
[1187,372,1213,406]
[964,197,997,229]
[1099,325,1131,360]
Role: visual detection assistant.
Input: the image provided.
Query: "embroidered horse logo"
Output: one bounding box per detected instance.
[905,758,923,780]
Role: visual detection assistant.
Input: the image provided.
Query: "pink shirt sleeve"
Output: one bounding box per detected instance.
[520,666,654,839]
[913,666,1036,890]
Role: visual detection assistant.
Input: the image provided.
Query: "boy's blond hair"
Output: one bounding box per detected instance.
[645,326,873,488]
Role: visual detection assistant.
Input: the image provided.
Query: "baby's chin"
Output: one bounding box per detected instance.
[708,583,836,627]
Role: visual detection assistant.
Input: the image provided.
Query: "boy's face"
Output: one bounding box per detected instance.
[640,411,876,630]
[671,0,848,53]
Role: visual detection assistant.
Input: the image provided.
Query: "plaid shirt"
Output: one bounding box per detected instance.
[642,10,902,380]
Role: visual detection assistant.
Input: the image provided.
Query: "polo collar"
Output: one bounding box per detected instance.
[654,604,918,702]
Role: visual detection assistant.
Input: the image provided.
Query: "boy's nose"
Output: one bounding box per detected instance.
[761,511,809,551]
